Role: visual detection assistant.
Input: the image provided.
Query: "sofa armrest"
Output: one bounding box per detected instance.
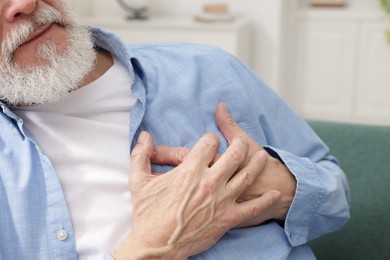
[307,120,390,260]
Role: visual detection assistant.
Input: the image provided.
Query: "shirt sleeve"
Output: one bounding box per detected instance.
[223,50,351,247]
[266,146,350,246]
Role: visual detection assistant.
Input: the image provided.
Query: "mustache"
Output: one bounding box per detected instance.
[1,6,66,63]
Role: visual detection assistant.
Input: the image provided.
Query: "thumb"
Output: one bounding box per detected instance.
[130,131,155,189]
[216,102,247,144]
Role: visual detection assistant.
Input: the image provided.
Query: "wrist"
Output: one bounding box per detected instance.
[111,232,188,260]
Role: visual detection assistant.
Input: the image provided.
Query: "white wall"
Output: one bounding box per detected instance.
[77,0,284,92]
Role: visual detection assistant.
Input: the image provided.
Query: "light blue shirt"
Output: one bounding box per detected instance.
[0,27,350,259]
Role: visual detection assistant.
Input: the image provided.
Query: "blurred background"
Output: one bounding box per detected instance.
[73,0,390,126]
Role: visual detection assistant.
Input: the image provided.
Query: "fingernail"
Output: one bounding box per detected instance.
[273,190,281,201]
[178,148,189,162]
[221,102,227,111]
[256,150,269,160]
[208,132,218,139]
[256,150,265,157]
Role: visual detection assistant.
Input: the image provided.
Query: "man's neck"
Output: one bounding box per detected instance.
[81,48,114,87]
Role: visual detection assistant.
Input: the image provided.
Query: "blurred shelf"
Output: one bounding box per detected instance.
[84,15,253,66]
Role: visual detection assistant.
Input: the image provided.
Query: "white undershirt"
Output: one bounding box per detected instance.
[13,59,136,259]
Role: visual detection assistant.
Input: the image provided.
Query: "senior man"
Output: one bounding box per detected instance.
[0,0,350,259]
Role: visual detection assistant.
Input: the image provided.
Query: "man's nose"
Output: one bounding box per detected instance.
[4,0,38,23]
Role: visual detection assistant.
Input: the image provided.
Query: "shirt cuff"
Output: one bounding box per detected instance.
[264,146,326,246]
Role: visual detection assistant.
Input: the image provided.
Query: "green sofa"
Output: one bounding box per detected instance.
[307,121,390,260]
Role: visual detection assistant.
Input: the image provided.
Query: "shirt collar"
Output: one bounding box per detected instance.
[89,25,138,80]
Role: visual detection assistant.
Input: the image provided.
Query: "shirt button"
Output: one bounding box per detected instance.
[57,230,68,241]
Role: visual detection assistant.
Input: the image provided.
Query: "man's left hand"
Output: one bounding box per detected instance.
[151,103,297,227]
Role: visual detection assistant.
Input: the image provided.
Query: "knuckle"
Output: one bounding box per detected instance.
[251,204,261,217]
[200,178,217,195]
[160,148,173,162]
[130,151,143,160]
[229,148,245,166]
[202,133,219,149]
[221,116,236,128]
[241,170,254,187]
[226,116,238,127]
[176,148,189,163]
[131,145,153,160]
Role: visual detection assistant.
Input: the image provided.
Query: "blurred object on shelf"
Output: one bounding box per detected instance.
[195,3,235,23]
[117,0,149,20]
[310,0,347,7]
[203,4,229,14]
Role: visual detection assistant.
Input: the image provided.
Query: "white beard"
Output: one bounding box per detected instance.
[0,1,96,106]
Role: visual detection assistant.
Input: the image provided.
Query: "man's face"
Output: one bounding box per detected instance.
[0,0,96,106]
[1,0,70,67]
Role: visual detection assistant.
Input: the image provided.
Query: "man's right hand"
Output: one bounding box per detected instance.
[112,131,281,259]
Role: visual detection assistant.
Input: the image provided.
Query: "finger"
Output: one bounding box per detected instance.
[210,153,222,166]
[151,145,190,166]
[216,103,247,144]
[216,102,264,157]
[226,150,268,199]
[130,131,155,188]
[182,133,220,168]
[234,189,281,226]
[210,135,248,183]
